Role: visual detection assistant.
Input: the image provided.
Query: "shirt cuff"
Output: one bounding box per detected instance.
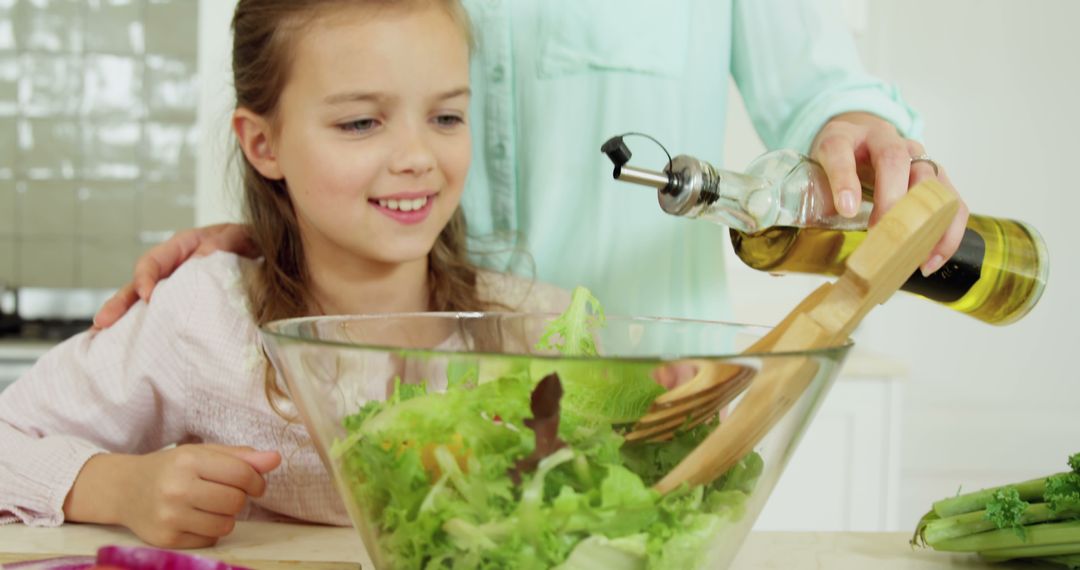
[779,81,924,153]
[1,435,106,527]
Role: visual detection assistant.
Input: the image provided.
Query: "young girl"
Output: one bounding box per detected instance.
[0,0,565,550]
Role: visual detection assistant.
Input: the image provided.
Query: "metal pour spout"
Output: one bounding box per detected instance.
[600,135,682,196]
[616,165,672,190]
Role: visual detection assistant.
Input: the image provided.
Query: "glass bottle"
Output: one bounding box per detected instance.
[601,137,1048,325]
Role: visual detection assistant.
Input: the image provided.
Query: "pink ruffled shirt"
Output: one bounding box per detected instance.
[0,252,569,527]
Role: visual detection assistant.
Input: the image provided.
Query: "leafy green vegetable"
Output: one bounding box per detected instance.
[531,287,664,431]
[534,286,606,357]
[985,487,1030,538]
[920,502,1076,546]
[914,451,1080,568]
[937,520,1080,556]
[328,286,763,569]
[930,476,1047,519]
[1047,473,1080,514]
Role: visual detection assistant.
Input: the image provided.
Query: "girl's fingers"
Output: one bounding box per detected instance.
[207,445,283,476]
[193,450,267,498]
[189,479,250,516]
[178,508,238,540]
[157,531,221,550]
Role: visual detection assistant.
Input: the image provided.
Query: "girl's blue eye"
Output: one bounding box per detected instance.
[341,118,379,133]
[435,114,465,127]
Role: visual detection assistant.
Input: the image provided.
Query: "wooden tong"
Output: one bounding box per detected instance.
[653,180,960,493]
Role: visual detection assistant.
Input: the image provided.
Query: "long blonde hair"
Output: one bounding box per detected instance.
[229,0,487,411]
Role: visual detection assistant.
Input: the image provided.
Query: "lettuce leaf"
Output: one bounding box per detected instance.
[532,286,664,431]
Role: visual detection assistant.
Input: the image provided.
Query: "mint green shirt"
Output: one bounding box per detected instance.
[461,0,921,321]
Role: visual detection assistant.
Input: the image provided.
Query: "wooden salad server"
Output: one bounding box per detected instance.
[652,179,960,494]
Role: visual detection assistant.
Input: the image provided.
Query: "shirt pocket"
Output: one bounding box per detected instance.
[537,0,690,79]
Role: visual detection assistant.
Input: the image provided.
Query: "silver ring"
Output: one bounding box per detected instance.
[910,153,939,176]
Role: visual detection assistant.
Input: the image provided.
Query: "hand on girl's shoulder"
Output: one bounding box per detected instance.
[141,251,254,306]
[95,251,255,334]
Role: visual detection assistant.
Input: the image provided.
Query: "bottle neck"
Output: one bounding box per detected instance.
[678,150,877,233]
[658,155,776,233]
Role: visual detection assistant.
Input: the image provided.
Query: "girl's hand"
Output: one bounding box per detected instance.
[810,112,970,276]
[65,445,281,549]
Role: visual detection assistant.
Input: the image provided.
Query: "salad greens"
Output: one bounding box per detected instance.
[530,287,666,431]
[331,287,763,569]
[913,452,1080,568]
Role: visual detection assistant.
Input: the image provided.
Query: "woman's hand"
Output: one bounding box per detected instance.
[64,444,281,549]
[810,112,970,276]
[93,224,257,329]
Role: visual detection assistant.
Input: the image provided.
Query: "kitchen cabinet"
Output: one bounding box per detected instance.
[754,349,905,532]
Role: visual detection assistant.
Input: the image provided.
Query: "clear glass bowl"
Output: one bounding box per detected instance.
[261,313,851,570]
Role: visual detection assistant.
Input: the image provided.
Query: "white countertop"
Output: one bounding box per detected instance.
[0,522,1052,569]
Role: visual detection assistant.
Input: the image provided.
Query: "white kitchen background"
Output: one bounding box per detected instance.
[0,0,1075,535]
[0,0,199,289]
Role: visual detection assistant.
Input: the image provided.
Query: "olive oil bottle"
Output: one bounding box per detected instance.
[601,136,1049,325]
[730,215,1046,325]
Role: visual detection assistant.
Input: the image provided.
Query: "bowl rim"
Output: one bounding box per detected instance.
[259,311,854,362]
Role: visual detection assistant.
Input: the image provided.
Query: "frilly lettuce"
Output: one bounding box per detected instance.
[331,287,763,569]
[532,287,665,430]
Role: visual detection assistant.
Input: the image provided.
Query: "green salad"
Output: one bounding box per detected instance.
[330,288,763,569]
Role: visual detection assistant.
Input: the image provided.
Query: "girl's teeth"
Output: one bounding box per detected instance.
[376,197,429,211]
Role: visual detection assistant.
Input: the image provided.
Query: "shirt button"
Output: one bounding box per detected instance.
[490,64,505,83]
[492,142,507,159]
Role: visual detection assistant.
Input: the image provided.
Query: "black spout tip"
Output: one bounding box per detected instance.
[601,136,632,173]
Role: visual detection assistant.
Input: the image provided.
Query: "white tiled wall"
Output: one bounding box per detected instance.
[0,0,200,289]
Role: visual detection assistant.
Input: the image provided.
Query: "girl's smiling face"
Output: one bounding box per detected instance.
[239,3,471,270]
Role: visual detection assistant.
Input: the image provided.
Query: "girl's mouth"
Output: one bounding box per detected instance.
[369,194,436,225]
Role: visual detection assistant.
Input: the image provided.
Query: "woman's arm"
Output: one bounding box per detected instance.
[731,0,967,274]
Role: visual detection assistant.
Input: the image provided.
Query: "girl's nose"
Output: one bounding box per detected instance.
[389,127,436,176]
